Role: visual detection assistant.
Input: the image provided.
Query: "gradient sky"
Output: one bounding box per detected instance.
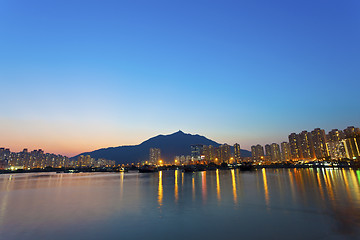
[1,0,359,156]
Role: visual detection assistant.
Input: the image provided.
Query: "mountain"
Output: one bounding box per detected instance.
[72,130,251,164]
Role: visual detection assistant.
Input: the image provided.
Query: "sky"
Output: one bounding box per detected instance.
[0,0,359,156]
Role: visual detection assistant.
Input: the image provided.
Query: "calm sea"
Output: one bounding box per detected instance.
[0,168,360,240]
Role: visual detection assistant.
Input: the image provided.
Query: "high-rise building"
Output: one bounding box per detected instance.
[77,155,84,167]
[343,126,360,139]
[328,129,344,142]
[280,142,291,161]
[207,145,216,163]
[343,138,360,160]
[270,143,281,162]
[265,144,271,158]
[219,144,231,163]
[149,148,161,164]
[326,140,347,160]
[191,145,203,162]
[251,146,256,160]
[255,144,265,159]
[78,155,92,167]
[298,131,315,159]
[84,155,92,167]
[201,145,209,162]
[289,133,301,160]
[234,143,241,162]
[311,128,328,159]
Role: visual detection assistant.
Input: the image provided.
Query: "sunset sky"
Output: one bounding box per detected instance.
[1,0,359,156]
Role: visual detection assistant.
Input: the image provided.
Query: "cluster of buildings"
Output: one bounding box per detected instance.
[0,148,70,170]
[149,148,161,164]
[0,148,116,170]
[76,155,115,168]
[251,126,360,162]
[174,143,241,165]
[147,144,241,166]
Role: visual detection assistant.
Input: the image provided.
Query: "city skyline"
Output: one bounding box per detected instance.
[1,0,359,156]
[1,125,359,159]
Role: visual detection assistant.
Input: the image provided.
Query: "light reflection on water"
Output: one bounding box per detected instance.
[0,169,360,240]
[158,171,163,206]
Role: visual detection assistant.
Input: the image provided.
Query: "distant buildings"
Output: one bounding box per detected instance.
[219,144,231,163]
[188,143,238,164]
[289,133,301,160]
[77,155,115,168]
[251,126,360,162]
[174,155,192,165]
[265,144,271,160]
[270,143,281,162]
[0,148,115,170]
[280,142,291,161]
[251,144,264,160]
[311,128,328,159]
[298,131,315,159]
[234,143,241,162]
[191,144,203,162]
[149,148,161,164]
[2,125,359,170]
[0,148,70,169]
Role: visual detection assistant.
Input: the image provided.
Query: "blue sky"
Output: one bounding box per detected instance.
[1,0,359,156]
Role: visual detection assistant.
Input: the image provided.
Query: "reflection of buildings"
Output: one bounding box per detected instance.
[231,169,237,203]
[158,171,163,206]
[289,168,360,235]
[262,169,269,206]
[216,169,221,201]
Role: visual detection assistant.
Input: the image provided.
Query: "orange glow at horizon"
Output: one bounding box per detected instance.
[0,120,167,157]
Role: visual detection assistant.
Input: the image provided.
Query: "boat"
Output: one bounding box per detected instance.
[239,162,254,171]
[115,167,128,172]
[64,169,79,173]
[139,165,158,173]
[183,165,197,173]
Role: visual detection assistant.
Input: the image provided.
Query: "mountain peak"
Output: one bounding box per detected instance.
[72,131,251,163]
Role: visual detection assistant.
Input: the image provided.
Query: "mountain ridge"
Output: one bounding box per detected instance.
[72,131,251,164]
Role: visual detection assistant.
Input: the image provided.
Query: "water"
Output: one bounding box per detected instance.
[0,168,360,240]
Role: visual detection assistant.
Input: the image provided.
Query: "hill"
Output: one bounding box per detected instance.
[72,130,251,164]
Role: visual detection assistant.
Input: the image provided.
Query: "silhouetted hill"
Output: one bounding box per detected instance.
[72,131,251,164]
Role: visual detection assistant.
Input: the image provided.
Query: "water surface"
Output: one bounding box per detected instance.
[0,168,360,240]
